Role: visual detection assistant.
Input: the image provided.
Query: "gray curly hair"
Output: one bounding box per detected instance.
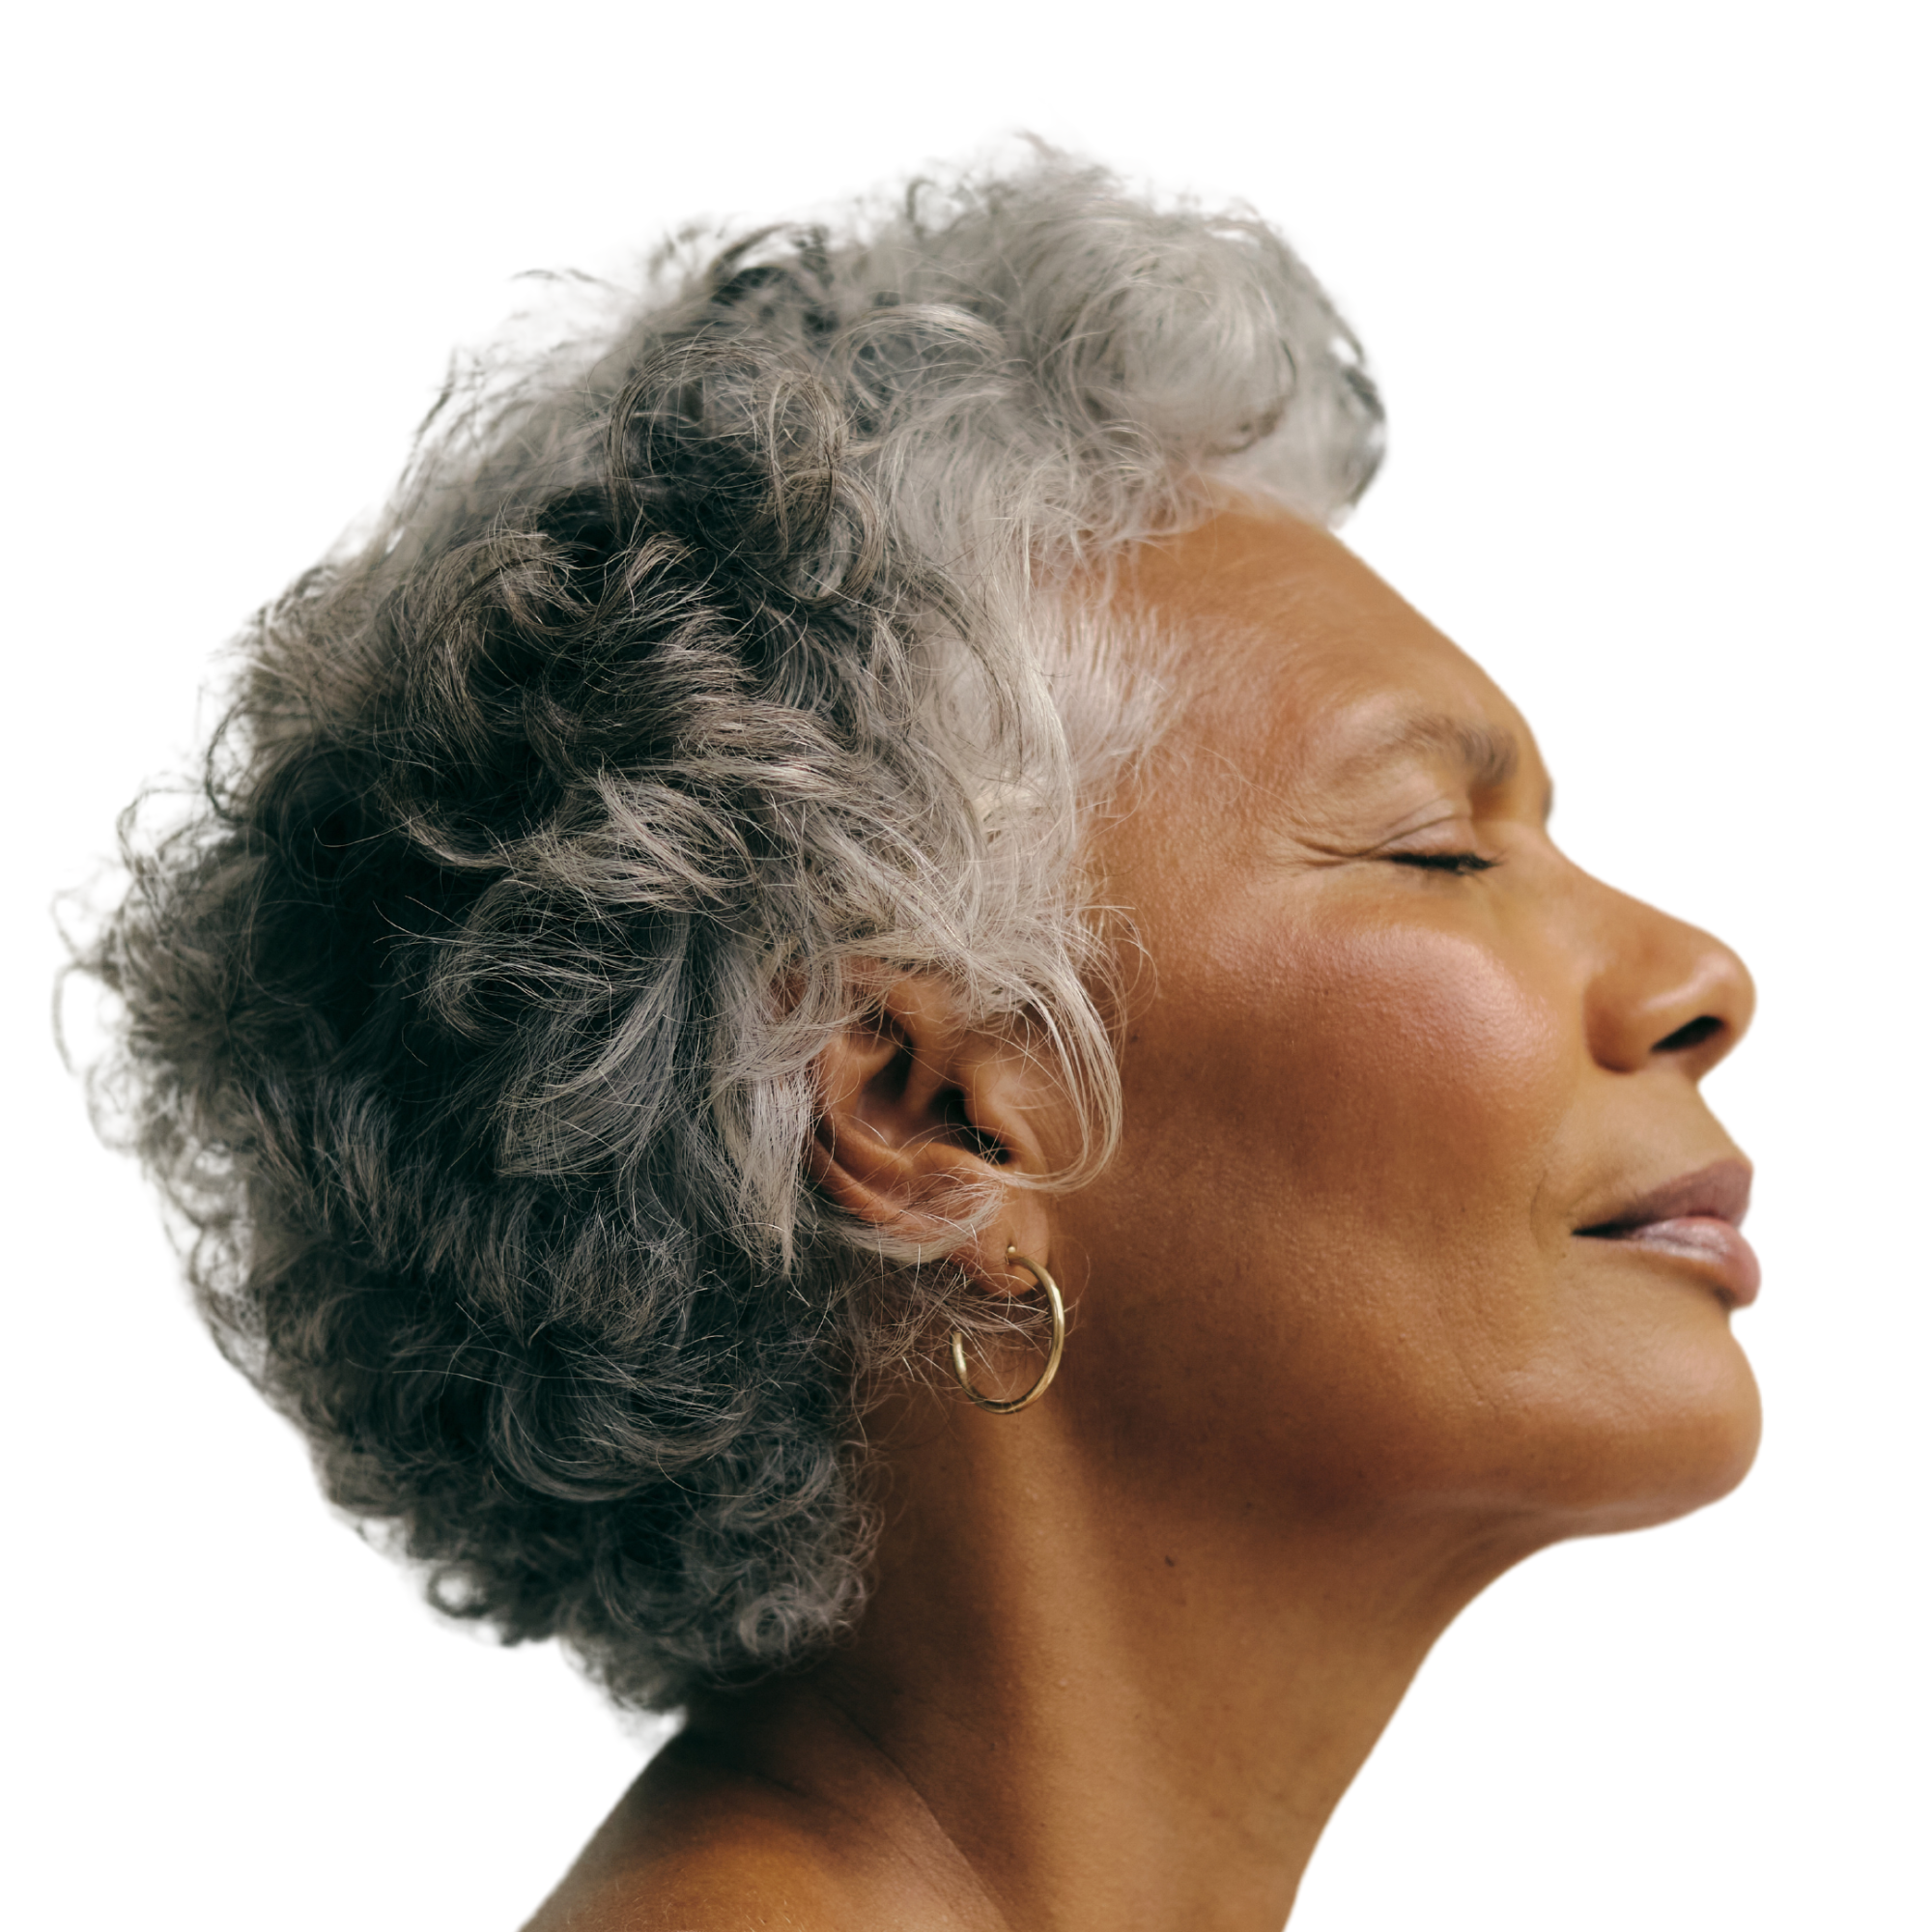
[80,151,1382,1710]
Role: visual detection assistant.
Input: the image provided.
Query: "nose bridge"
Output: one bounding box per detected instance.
[1577,867,1755,1074]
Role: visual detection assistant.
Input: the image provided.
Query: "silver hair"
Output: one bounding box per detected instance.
[78,150,1382,1709]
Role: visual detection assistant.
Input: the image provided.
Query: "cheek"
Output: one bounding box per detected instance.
[1136,900,1572,1277]
[1081,895,1582,1496]
[1079,889,1754,1522]
[1241,916,1568,1228]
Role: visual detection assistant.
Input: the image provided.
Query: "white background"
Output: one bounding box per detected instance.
[6,2,1925,1926]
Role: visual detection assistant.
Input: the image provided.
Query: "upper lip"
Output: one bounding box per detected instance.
[1575,1157,1752,1237]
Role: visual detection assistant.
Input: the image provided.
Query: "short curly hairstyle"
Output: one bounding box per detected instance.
[79,150,1383,1709]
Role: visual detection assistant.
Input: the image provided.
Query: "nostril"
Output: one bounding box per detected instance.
[1656,1014,1723,1055]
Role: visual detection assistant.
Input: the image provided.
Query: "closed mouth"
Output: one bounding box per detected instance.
[1575,1158,1751,1240]
[1574,1158,1758,1307]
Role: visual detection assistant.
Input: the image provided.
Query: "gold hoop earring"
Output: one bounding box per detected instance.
[949,1246,1065,1415]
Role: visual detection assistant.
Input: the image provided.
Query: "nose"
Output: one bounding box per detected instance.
[1583,884,1755,1079]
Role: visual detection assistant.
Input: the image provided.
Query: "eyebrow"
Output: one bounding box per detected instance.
[1392,713,1519,788]
[1335,710,1552,820]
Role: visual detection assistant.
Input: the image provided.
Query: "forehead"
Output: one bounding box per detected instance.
[1118,508,1535,797]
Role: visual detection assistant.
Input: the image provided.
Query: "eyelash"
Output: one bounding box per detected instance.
[1387,850,1500,875]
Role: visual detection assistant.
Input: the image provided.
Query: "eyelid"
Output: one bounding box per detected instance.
[1384,847,1502,875]
[1365,803,1507,873]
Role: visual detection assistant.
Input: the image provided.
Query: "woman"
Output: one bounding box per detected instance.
[83,154,1758,1929]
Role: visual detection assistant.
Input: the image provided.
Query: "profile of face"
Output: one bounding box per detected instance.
[1027,509,1761,1561]
[825,503,1760,1597]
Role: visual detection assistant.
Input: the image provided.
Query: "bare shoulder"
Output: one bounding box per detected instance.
[519,1798,854,1932]
[519,1736,986,1932]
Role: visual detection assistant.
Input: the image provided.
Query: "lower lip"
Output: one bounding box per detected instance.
[1588,1216,1761,1308]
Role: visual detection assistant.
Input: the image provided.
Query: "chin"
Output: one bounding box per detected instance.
[1548,1340,1764,1539]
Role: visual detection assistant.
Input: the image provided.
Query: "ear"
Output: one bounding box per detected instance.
[807,977,1059,1284]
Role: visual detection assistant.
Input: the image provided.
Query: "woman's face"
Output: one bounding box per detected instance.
[1051,509,1760,1546]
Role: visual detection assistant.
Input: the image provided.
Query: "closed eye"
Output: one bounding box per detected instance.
[1387,850,1500,874]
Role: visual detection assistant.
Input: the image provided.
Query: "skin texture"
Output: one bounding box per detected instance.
[524,509,1758,1931]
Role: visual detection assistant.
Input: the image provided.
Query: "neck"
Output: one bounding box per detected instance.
[684,1390,1549,1932]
